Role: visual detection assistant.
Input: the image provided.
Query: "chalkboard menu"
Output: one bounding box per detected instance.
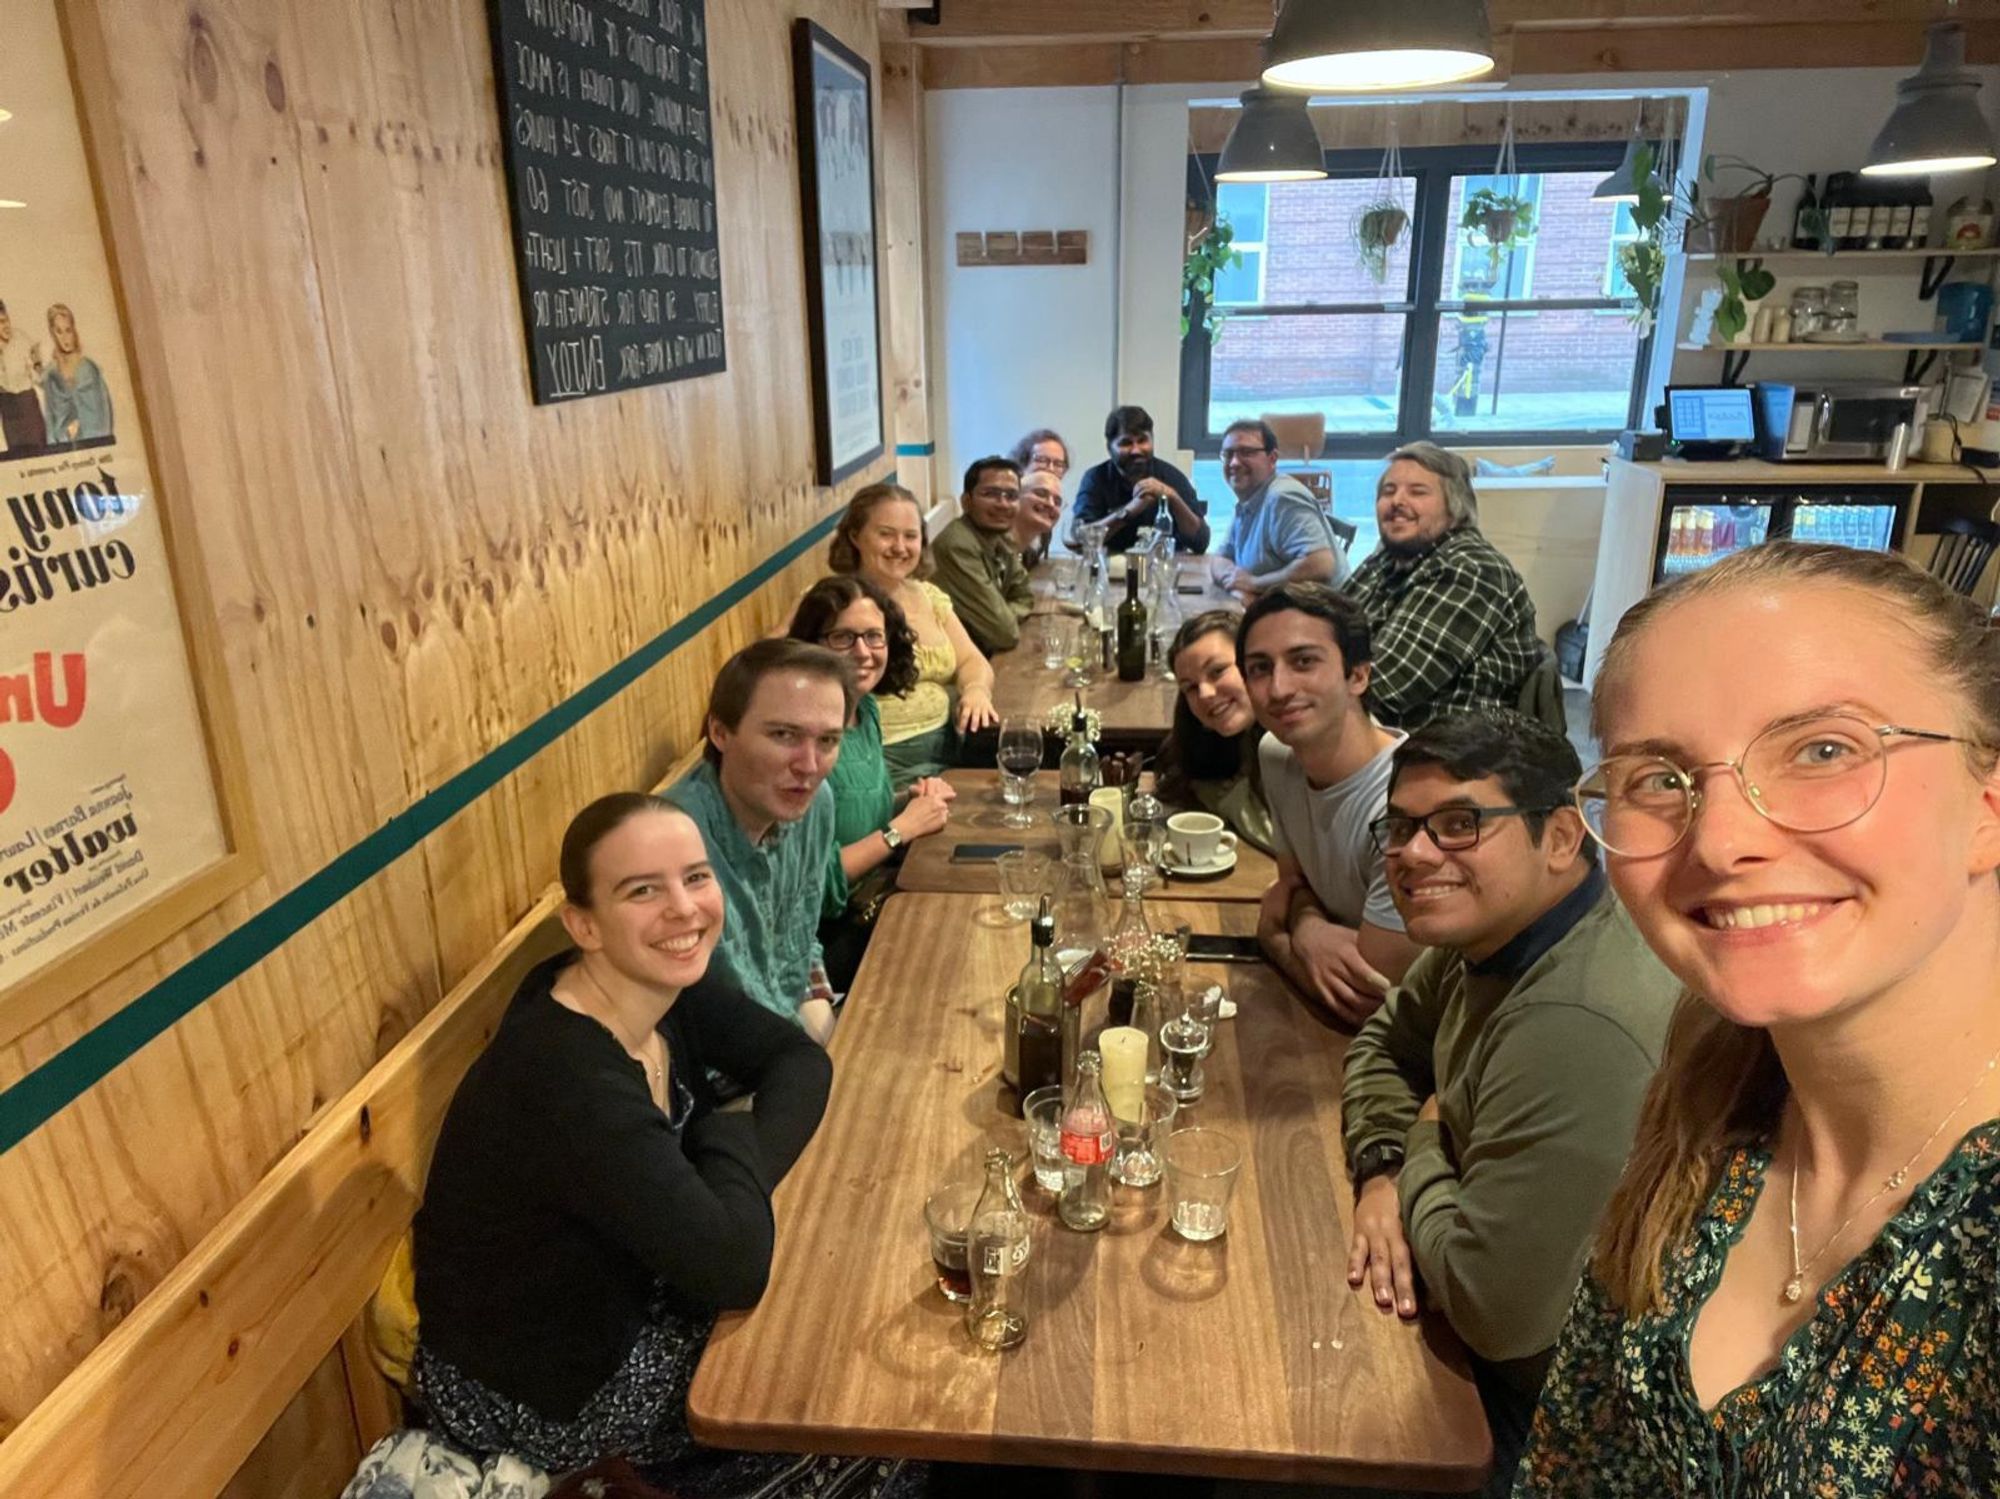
[488,0,725,403]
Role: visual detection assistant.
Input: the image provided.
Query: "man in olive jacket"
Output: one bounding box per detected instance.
[930,454,1034,656]
[1340,709,1678,1488]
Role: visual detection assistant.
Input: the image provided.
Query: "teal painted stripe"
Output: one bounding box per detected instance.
[0,509,844,1156]
[894,442,933,457]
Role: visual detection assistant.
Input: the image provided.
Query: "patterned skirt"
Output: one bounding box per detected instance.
[415,1303,921,1499]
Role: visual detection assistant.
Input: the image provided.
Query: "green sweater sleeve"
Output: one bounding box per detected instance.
[1340,946,1450,1166]
[930,523,1021,654]
[1399,1004,1660,1366]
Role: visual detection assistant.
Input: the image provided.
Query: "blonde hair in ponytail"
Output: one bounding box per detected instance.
[1587,542,2000,1316]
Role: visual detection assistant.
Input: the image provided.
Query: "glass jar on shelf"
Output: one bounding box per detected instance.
[1789,285,1827,341]
[1823,280,1860,340]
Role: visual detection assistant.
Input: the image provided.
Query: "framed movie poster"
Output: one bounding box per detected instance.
[792,21,884,486]
[0,0,254,1040]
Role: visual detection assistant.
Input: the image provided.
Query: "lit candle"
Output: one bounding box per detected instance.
[1088,787,1125,864]
[1099,1026,1147,1122]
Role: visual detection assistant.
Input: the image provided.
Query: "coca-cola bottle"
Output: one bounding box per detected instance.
[965,1148,1031,1350]
[1058,1050,1115,1232]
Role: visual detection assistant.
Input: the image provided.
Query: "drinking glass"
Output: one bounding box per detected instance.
[1021,1085,1067,1193]
[1035,614,1068,671]
[1111,1083,1178,1188]
[1053,556,1081,602]
[923,1177,982,1302]
[996,848,1054,922]
[1166,1128,1242,1242]
[996,719,1044,828]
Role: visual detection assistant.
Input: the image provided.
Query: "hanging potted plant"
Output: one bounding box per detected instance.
[1460,112,1538,273]
[1351,121,1409,283]
[1617,143,1672,335]
[1683,155,1816,254]
[1182,212,1240,341]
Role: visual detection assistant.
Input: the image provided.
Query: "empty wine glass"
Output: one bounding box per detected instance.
[996,719,1043,829]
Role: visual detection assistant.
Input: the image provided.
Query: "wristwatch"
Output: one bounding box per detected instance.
[1352,1140,1405,1190]
[880,823,906,852]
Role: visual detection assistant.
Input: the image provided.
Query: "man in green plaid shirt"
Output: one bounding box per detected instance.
[1344,442,1541,731]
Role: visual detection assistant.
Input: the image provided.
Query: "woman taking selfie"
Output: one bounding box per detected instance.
[1515,543,2000,1495]
[827,482,998,785]
[411,795,914,1494]
[1157,611,1275,853]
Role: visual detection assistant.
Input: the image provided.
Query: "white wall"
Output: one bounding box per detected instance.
[927,65,2000,465]
[924,86,1122,506]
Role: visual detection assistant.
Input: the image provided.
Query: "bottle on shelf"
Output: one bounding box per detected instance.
[1867,187,1896,251]
[1004,900,1064,1112]
[965,1147,1030,1350]
[1116,565,1149,682]
[1823,172,1858,251]
[1057,1049,1116,1232]
[1057,694,1101,808]
[1791,174,1821,250]
[1888,187,1916,250]
[1910,181,1935,249]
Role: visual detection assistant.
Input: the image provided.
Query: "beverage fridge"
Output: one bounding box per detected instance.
[1653,487,1909,584]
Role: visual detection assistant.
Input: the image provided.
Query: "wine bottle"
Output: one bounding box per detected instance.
[1115,566,1148,682]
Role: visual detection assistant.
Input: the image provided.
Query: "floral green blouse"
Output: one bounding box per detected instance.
[1515,1121,2000,1498]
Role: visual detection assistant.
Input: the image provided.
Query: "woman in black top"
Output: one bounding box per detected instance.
[1157,611,1276,854]
[412,794,910,1494]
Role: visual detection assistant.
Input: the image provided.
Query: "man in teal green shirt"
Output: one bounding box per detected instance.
[1341,709,1678,1490]
[668,639,852,1044]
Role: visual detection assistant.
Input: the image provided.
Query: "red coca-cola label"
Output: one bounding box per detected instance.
[1060,1126,1112,1165]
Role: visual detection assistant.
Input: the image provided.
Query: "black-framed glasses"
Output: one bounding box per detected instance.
[1575,714,1988,859]
[1220,444,1270,460]
[822,628,887,652]
[1369,805,1557,855]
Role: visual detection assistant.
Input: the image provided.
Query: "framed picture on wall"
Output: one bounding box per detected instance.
[792,20,884,486]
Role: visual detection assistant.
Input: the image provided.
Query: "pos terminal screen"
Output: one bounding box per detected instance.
[1666,386,1756,444]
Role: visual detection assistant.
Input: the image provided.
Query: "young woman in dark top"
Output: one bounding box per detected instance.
[1157,611,1276,854]
[412,794,915,1495]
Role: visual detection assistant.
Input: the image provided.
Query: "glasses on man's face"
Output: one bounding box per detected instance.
[975,485,1019,502]
[1575,713,1986,859]
[1221,445,1269,462]
[1369,804,1555,855]
[1034,455,1070,475]
[822,628,887,652]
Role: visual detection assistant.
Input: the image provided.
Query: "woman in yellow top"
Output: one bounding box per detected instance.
[828,482,998,785]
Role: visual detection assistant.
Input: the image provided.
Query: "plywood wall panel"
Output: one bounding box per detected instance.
[0,0,896,1445]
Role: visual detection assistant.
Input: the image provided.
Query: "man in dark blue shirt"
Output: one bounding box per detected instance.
[1067,404,1210,554]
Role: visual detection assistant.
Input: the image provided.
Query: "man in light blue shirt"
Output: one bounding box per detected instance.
[668,639,852,1044]
[1211,418,1350,601]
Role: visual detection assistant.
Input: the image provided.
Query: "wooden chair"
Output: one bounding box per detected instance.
[1259,411,1332,507]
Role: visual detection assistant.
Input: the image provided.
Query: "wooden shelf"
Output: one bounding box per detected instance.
[1683,247,2000,263]
[1675,340,1981,352]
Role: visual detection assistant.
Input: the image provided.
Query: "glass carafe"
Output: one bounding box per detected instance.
[1050,804,1112,958]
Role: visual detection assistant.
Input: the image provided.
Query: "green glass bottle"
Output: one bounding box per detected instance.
[1115,565,1148,682]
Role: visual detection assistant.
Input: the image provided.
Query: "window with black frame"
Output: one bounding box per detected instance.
[1181,140,1653,457]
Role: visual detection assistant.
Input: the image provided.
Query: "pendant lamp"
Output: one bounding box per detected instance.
[1261,0,1496,93]
[1216,88,1328,182]
[1593,111,1656,204]
[1863,22,1996,177]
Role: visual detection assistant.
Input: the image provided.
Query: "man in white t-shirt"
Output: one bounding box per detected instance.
[1241,582,1422,1024]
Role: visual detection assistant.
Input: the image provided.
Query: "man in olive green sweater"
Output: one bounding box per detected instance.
[929,455,1034,656]
[1341,709,1678,1486]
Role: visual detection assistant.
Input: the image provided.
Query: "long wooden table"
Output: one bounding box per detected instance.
[897,770,1279,903]
[688,896,1491,1490]
[1029,553,1242,617]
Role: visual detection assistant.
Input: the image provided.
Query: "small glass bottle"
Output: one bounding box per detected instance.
[1058,1050,1116,1232]
[1004,902,1063,1111]
[965,1148,1030,1350]
[1057,696,1101,808]
[1124,772,1166,887]
[1106,867,1152,1028]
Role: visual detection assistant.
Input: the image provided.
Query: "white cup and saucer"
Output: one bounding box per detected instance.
[1163,812,1238,877]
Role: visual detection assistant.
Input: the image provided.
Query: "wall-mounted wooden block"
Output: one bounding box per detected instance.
[1019,230,1057,265]
[984,231,1020,265]
[954,229,1090,267]
[1055,229,1088,265]
[955,232,988,266]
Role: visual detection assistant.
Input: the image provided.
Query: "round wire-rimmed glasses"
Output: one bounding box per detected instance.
[1574,713,1986,859]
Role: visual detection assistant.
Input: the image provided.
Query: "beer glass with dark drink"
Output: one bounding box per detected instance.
[923,1177,981,1303]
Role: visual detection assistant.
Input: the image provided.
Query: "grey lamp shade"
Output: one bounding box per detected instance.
[1864,22,1997,177]
[1262,0,1495,92]
[1592,133,1648,204]
[1216,88,1328,182]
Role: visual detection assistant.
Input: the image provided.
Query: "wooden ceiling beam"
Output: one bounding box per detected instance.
[921,19,2000,87]
[911,0,2000,47]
